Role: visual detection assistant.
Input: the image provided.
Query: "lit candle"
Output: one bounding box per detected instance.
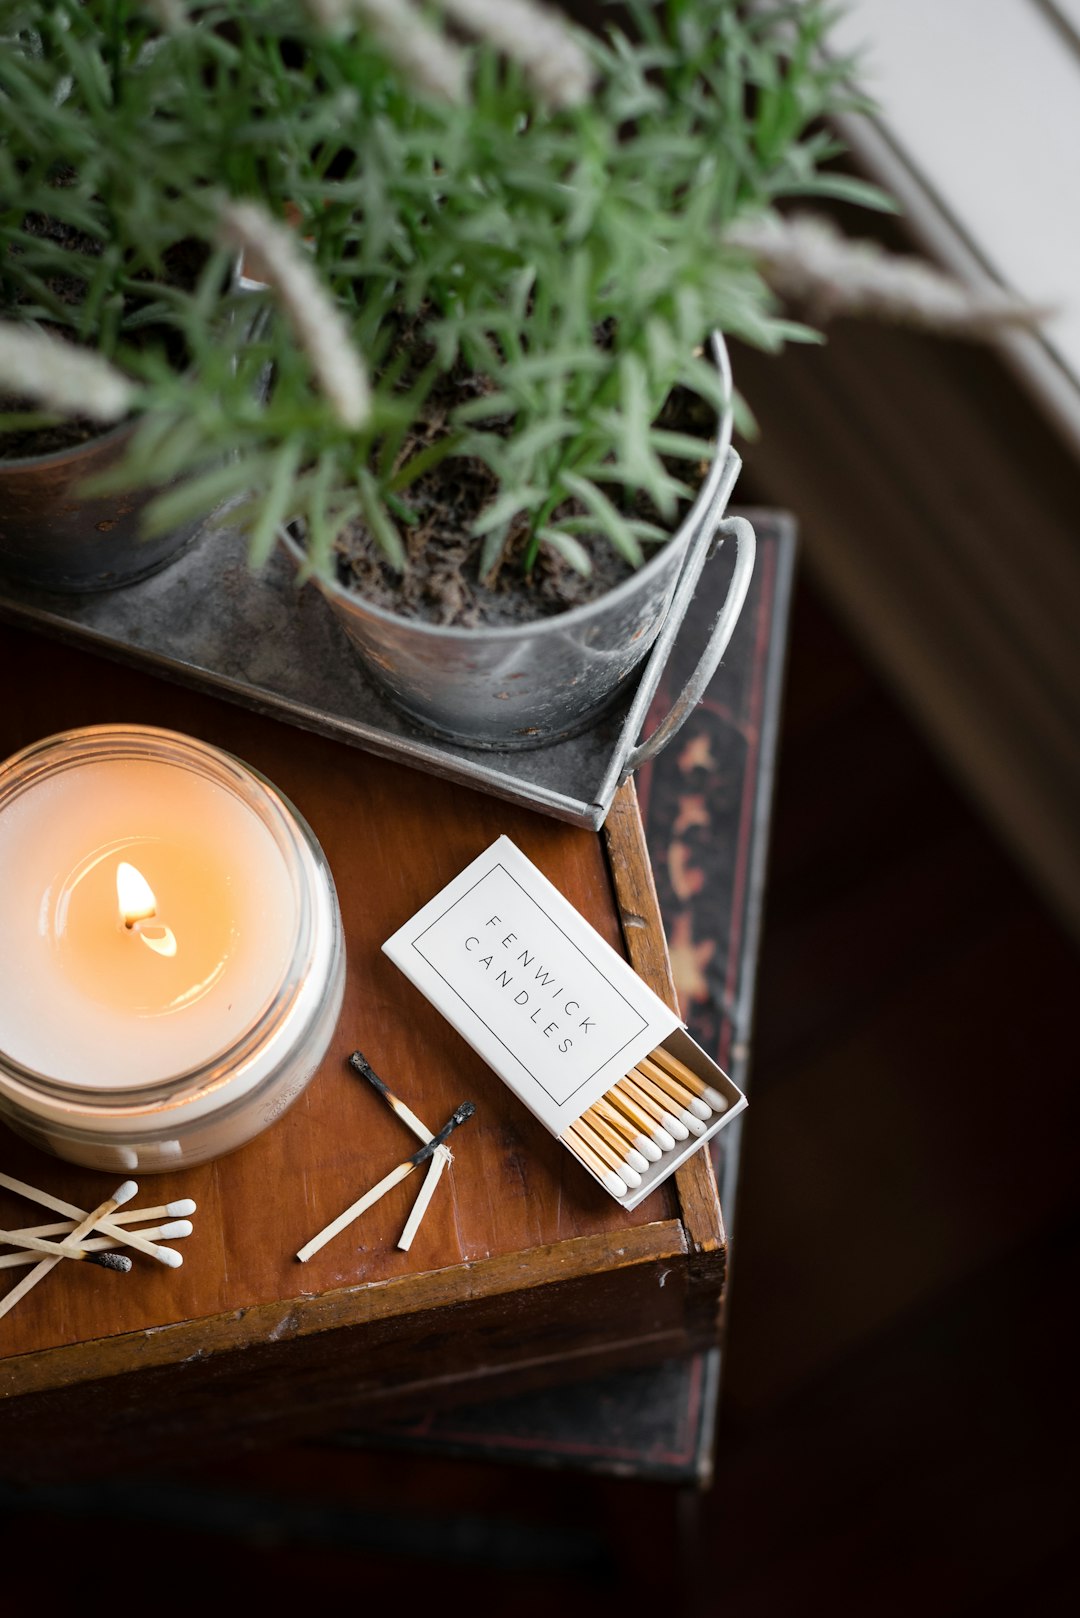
[0,726,345,1172]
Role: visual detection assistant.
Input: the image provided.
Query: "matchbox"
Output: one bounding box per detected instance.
[382,835,746,1211]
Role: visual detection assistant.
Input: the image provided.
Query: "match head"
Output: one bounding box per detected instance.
[153,1246,183,1269]
[450,1101,477,1127]
[113,1180,138,1207]
[165,1199,197,1217]
[88,1251,132,1273]
[633,1134,663,1163]
[159,1220,193,1239]
[657,1110,689,1141]
[348,1050,388,1093]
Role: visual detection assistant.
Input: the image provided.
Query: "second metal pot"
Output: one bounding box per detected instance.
[0,415,208,596]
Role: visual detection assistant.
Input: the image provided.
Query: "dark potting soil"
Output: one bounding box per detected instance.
[334,455,645,630]
[332,369,716,629]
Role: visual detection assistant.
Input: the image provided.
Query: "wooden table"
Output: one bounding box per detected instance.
[0,618,728,1485]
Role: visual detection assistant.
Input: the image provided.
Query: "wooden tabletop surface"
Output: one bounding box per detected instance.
[0,619,718,1439]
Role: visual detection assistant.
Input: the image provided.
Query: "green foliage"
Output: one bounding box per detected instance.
[0,1,888,579]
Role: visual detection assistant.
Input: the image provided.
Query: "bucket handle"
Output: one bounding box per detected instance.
[621,513,757,775]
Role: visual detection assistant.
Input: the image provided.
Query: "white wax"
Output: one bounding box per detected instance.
[0,756,298,1087]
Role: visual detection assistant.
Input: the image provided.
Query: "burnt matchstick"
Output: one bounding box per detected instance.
[587,1096,663,1163]
[349,1050,464,1253]
[603,1085,677,1153]
[0,1220,192,1271]
[578,1106,651,1174]
[297,1101,477,1262]
[0,1229,132,1271]
[348,1051,433,1148]
[565,1118,642,1190]
[0,1171,187,1266]
[0,1179,137,1323]
[560,1125,630,1199]
[396,1150,449,1254]
[635,1055,713,1120]
[615,1074,690,1141]
[648,1046,729,1113]
[630,1067,707,1137]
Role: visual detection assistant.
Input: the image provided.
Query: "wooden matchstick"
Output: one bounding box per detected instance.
[297,1101,476,1262]
[348,1051,433,1147]
[0,1171,184,1267]
[0,1220,193,1271]
[559,1125,630,1198]
[630,1067,707,1137]
[586,1097,663,1162]
[648,1046,729,1112]
[0,1180,137,1323]
[2,1202,196,1242]
[602,1085,677,1152]
[566,1119,643,1189]
[616,1074,691,1140]
[635,1055,713,1120]
[578,1107,651,1173]
[396,1148,451,1253]
[0,1228,132,1270]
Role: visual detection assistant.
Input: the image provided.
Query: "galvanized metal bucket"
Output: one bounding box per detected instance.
[281,333,752,751]
[0,416,207,596]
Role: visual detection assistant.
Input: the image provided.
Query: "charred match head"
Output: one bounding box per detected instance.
[348,1051,389,1097]
[408,1101,477,1165]
[86,1250,132,1273]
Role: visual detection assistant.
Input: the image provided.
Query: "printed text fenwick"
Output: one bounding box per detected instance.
[465,913,598,1053]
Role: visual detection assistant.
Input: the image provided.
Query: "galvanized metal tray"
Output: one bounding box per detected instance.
[0,450,752,830]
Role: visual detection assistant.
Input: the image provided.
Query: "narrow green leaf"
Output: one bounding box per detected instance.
[358,470,407,572]
[538,527,592,576]
[246,440,304,568]
[139,458,266,540]
[561,472,644,568]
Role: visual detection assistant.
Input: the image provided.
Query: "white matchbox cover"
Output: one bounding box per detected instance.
[382,835,746,1211]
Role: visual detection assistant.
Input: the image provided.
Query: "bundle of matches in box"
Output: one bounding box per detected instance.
[560,1045,728,1200]
[382,836,748,1214]
[0,1169,196,1322]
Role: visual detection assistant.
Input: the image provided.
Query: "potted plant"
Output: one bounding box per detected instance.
[0,2,1041,734]
[0,0,286,593]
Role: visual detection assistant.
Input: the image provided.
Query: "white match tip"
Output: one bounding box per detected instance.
[660,1111,690,1141]
[636,1135,663,1163]
[703,1086,727,1111]
[619,1161,643,1190]
[114,1180,138,1206]
[155,1246,183,1268]
[159,1220,193,1239]
[166,1199,197,1217]
[682,1111,707,1138]
[653,1126,677,1152]
[687,1097,712,1120]
[626,1147,650,1173]
[603,1170,630,1198]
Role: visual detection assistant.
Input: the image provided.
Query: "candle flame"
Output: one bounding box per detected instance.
[117,861,157,928]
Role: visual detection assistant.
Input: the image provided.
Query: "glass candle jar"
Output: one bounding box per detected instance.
[0,725,345,1172]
